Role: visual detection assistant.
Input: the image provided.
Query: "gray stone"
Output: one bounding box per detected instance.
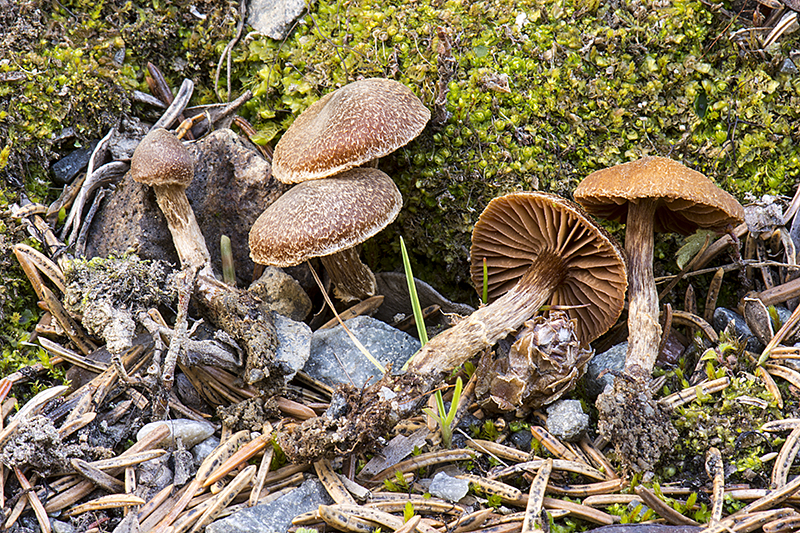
[546,399,589,442]
[584,342,627,399]
[272,311,311,381]
[136,419,216,449]
[305,315,421,388]
[193,435,221,466]
[206,478,332,533]
[249,266,312,321]
[248,0,314,40]
[428,471,469,502]
[713,307,763,352]
[52,520,76,533]
[51,142,96,185]
[86,129,288,289]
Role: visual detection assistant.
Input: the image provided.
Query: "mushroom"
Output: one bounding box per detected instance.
[130,128,211,272]
[271,78,430,184]
[574,156,745,378]
[407,191,628,380]
[248,167,403,302]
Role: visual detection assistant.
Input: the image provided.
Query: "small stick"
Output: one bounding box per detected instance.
[522,458,552,533]
[706,447,725,524]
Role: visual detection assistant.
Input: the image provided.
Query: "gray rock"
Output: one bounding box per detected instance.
[272,311,311,381]
[585,342,627,399]
[136,419,216,449]
[193,435,221,466]
[428,471,469,502]
[206,478,332,533]
[305,315,421,388]
[713,307,763,352]
[86,129,288,288]
[52,520,76,533]
[249,266,312,321]
[52,142,96,185]
[546,399,589,442]
[248,0,314,40]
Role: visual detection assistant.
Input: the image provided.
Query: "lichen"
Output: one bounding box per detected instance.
[231,0,800,295]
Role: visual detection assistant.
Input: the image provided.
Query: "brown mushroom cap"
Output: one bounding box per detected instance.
[469,192,628,344]
[271,78,430,184]
[130,128,194,188]
[249,167,402,266]
[573,156,745,234]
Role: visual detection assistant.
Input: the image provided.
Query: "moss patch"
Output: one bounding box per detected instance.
[233,0,800,297]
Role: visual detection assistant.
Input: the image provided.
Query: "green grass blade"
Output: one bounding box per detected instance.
[482,257,488,304]
[400,236,428,346]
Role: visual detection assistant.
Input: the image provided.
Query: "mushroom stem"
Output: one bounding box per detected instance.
[408,249,566,378]
[320,247,377,302]
[624,199,661,377]
[153,184,212,271]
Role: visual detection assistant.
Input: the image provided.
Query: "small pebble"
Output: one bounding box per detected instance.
[428,471,469,502]
[137,418,216,449]
[546,399,589,442]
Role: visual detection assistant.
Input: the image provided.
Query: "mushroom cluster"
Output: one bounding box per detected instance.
[249,78,430,302]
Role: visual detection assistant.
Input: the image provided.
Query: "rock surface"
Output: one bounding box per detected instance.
[247,0,314,40]
[546,399,589,442]
[206,478,332,533]
[249,266,312,321]
[585,342,627,399]
[305,315,420,388]
[86,129,288,287]
[272,311,311,381]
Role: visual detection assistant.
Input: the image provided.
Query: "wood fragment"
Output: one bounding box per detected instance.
[772,426,800,488]
[522,458,551,533]
[706,447,725,524]
[14,468,51,533]
[315,458,357,505]
[634,485,699,526]
[456,474,524,505]
[661,377,730,409]
[448,508,495,532]
[368,449,476,484]
[757,366,784,409]
[188,465,256,533]
[70,458,126,493]
[529,426,581,462]
[63,493,147,517]
[542,497,615,525]
[202,432,269,488]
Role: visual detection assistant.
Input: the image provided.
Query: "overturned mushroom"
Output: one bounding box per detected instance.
[408,191,628,382]
[271,78,430,184]
[277,191,627,463]
[249,167,402,302]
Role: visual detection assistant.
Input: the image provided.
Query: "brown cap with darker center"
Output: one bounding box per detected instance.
[130,128,194,188]
[573,156,745,234]
[470,192,628,344]
[249,167,402,266]
[272,78,430,184]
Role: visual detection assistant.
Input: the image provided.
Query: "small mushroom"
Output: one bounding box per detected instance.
[248,167,403,302]
[130,128,211,271]
[574,156,745,378]
[271,78,430,184]
[408,191,628,380]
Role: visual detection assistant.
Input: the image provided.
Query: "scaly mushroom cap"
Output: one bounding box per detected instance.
[573,156,745,234]
[272,78,430,184]
[249,167,402,266]
[470,192,628,344]
[130,128,194,188]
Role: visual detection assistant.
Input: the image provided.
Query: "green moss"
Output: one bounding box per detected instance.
[229,0,800,297]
